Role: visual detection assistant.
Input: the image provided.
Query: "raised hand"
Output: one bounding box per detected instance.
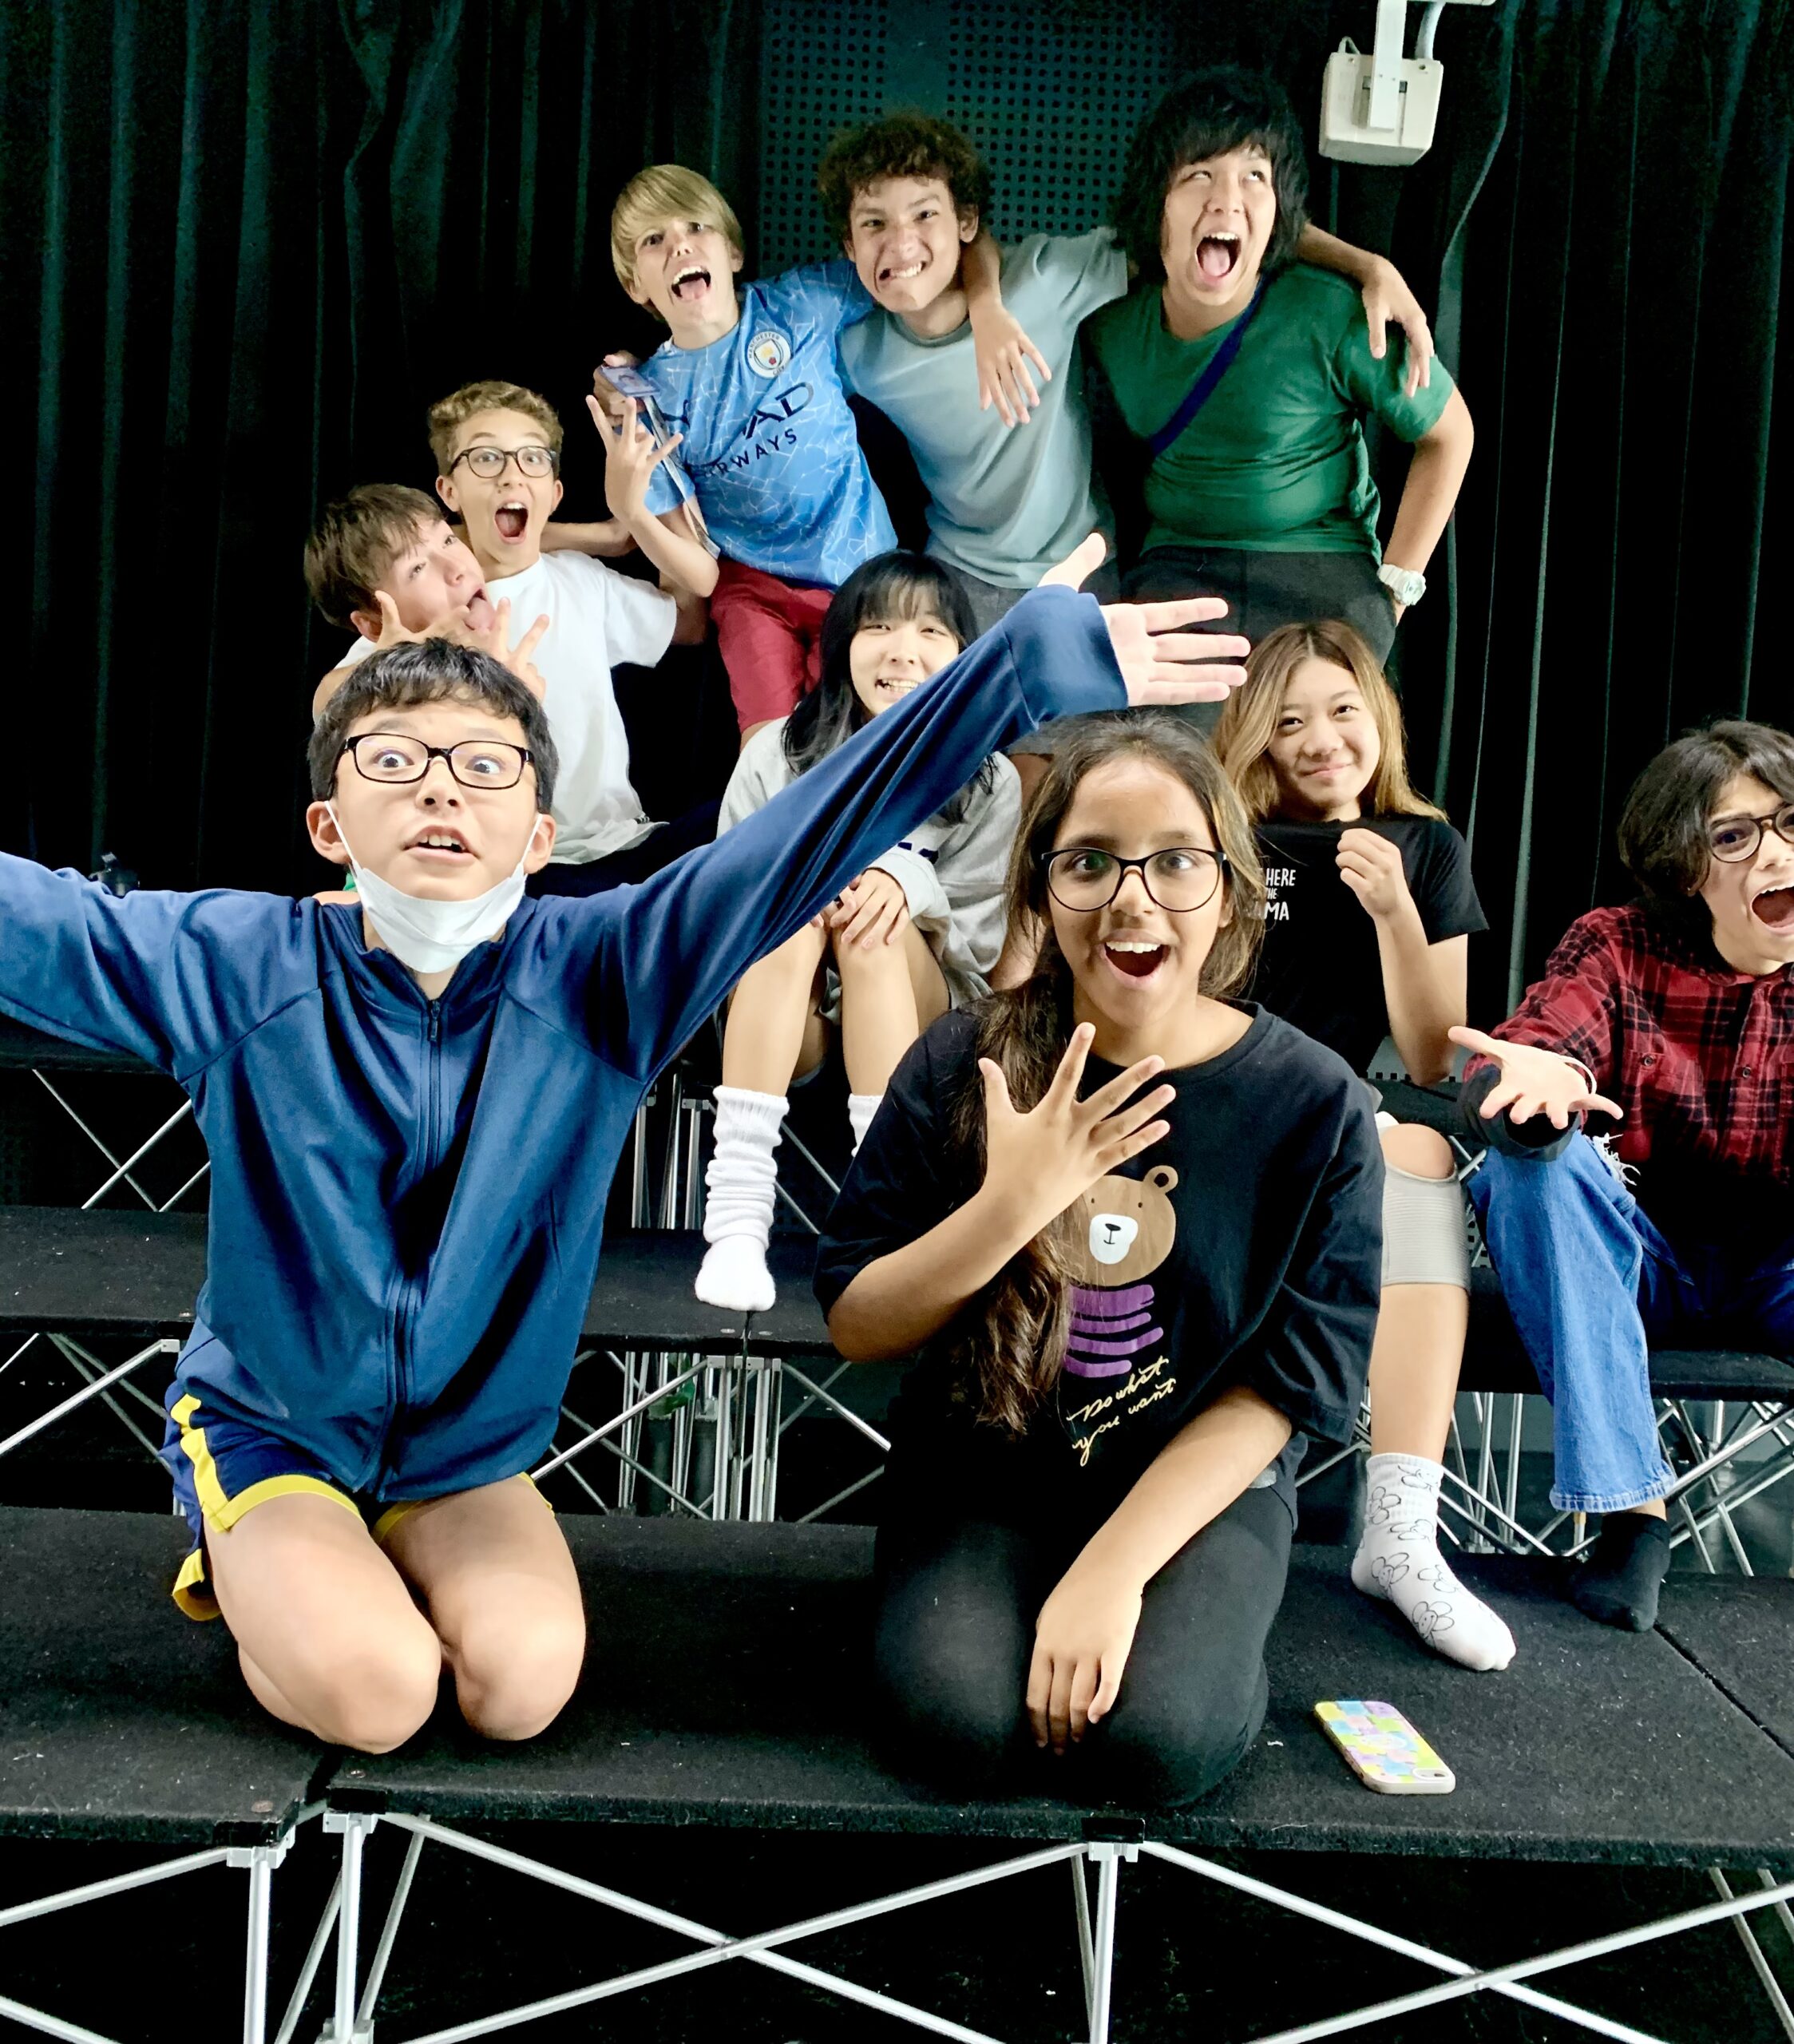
[1040,536,1251,703]
[368,590,430,652]
[1449,1026,1622,1131]
[825,868,909,950]
[1336,827,1413,921]
[1028,1556,1143,1753]
[460,596,552,701]
[1360,259,1435,399]
[591,394,681,527]
[978,1022,1174,1244]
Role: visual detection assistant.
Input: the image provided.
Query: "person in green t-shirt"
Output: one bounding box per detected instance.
[1089,67,1474,686]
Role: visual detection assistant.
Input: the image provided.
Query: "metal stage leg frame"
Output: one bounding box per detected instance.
[0,1810,314,2044]
[322,1812,1122,2044]
[1137,1840,1794,2042]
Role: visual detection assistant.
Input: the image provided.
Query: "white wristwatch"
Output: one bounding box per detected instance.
[1377,563,1427,608]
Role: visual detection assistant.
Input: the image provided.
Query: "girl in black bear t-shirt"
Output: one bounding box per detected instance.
[1214,620,1515,1674]
[816,716,1381,1805]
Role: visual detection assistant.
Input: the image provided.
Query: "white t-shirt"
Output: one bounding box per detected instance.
[335,552,678,865]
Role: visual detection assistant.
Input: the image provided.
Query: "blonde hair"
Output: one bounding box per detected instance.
[1214,619,1446,825]
[426,381,563,478]
[610,163,743,303]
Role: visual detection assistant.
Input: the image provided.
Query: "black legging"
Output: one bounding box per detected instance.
[872,1478,1293,1806]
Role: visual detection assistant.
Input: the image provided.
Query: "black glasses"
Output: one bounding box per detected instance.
[1709,802,1794,864]
[1044,846,1229,913]
[448,444,559,481]
[339,734,535,791]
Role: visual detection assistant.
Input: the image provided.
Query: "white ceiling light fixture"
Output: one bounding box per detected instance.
[1320,0,1499,167]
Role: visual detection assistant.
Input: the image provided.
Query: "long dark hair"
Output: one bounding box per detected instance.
[782,551,992,821]
[945,713,1265,1433]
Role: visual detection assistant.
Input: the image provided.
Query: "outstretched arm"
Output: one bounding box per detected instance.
[0,854,295,1075]
[582,549,1252,1082]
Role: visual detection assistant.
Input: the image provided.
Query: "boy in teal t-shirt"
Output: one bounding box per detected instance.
[1090,67,1474,674]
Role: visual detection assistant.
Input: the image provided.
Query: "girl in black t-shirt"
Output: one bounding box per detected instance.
[817,715,1381,1804]
[1215,620,1514,1673]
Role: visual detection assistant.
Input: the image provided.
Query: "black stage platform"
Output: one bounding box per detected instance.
[9,1510,1791,1869]
[0,1507,322,1847]
[4,1206,1788,1399]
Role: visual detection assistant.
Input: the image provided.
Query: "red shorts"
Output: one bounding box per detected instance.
[710,557,834,731]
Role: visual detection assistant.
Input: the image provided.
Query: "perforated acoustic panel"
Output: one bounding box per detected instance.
[754,0,1186,271]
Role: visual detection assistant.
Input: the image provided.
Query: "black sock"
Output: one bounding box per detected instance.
[1569,1513,1671,1631]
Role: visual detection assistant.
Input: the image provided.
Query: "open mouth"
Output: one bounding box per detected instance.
[1752,882,1794,930]
[1197,232,1242,283]
[670,264,711,302]
[407,830,473,862]
[1103,939,1167,980]
[493,501,529,542]
[873,675,920,697]
[465,586,495,628]
[879,257,926,284]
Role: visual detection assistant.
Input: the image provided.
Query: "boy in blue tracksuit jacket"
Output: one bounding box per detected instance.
[0,568,1243,1752]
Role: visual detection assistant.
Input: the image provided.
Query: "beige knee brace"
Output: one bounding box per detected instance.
[1380,1161,1471,1289]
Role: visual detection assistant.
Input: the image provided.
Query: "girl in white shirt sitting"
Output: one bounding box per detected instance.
[696,553,1020,1313]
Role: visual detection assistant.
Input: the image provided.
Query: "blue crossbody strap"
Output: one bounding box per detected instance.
[1145,278,1269,458]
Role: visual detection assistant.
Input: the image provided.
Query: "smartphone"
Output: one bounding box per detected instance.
[1315,1699,1455,1795]
[594,366,719,556]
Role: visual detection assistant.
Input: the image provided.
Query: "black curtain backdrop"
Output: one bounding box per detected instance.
[9,0,1792,1018]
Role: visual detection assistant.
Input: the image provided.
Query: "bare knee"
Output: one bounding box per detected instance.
[450,1609,586,1742]
[738,921,826,992]
[1380,1121,1455,1179]
[251,1632,441,1753]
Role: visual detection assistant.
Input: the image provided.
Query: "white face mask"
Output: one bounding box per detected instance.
[326,806,543,976]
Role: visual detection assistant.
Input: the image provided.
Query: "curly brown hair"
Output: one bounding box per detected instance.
[817,112,992,247]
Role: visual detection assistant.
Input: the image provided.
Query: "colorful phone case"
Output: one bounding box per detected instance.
[1315,1700,1455,1794]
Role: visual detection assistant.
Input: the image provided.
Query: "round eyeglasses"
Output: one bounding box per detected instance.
[448,444,559,481]
[1043,846,1229,913]
[1708,801,1794,864]
[339,733,535,791]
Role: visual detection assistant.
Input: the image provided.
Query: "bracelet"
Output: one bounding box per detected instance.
[1557,1055,1599,1098]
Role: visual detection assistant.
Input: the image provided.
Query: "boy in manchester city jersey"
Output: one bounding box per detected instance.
[600,164,1036,743]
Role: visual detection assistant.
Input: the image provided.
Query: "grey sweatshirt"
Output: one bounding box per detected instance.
[719,719,1021,1009]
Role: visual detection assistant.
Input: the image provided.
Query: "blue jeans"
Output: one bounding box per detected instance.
[1470,1135,1794,1512]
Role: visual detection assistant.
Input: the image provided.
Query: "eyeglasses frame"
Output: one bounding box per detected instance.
[446,444,560,481]
[1707,802,1794,865]
[338,733,537,793]
[1041,845,1230,914]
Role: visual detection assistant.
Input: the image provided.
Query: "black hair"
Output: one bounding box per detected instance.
[1114,65,1309,283]
[1618,719,1794,928]
[308,641,560,813]
[782,552,992,822]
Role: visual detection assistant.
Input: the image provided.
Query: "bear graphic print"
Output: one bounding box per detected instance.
[1064,1167,1179,1380]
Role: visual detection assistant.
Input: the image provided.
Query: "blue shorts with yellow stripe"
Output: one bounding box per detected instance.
[160,1393,442,1622]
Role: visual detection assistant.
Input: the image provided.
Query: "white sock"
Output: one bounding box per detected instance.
[1352,1452,1517,1672]
[695,1087,786,1313]
[847,1091,882,1155]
